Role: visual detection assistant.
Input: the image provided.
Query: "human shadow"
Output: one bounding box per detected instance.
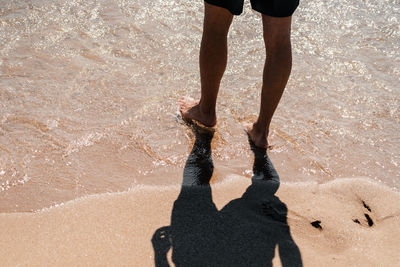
[152,124,302,266]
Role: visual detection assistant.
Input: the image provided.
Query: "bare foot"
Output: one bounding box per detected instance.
[244,122,269,149]
[178,97,216,127]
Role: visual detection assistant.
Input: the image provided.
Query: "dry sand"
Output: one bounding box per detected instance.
[1,176,399,266]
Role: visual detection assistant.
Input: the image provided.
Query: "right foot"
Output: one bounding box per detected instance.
[244,122,269,149]
[178,97,217,127]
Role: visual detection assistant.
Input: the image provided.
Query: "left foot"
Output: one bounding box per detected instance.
[178,97,216,127]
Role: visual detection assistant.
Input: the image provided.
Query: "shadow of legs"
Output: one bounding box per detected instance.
[151,128,302,266]
[152,124,217,266]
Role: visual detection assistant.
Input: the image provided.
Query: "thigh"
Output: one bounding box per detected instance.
[203,2,234,35]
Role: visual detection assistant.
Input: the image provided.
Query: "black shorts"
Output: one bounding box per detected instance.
[204,0,299,17]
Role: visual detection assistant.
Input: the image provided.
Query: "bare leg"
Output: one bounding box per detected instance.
[246,15,293,148]
[179,3,233,127]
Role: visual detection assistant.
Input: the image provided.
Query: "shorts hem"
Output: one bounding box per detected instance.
[251,7,296,18]
[204,0,243,15]
[251,0,299,18]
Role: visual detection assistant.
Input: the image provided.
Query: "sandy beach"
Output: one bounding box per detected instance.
[1,176,399,266]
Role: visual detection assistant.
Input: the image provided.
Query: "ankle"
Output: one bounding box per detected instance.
[253,121,269,137]
[198,102,216,117]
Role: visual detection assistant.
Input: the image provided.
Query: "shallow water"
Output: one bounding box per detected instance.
[0,0,399,212]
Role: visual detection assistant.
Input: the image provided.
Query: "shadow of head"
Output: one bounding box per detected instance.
[152,124,302,266]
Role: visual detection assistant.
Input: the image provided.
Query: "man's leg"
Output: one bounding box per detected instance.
[179,3,233,127]
[246,15,293,148]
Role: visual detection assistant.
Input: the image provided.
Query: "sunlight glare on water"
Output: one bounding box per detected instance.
[0,0,399,211]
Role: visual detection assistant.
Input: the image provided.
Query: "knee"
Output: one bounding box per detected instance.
[203,12,232,37]
[265,35,292,55]
[262,16,292,53]
[203,2,233,36]
[203,21,231,38]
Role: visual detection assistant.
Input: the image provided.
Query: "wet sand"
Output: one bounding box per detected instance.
[1,177,399,266]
